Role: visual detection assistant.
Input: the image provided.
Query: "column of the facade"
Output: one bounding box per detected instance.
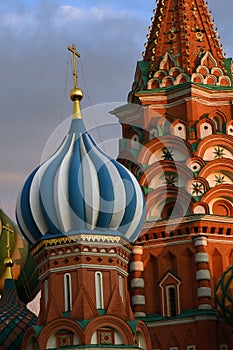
[193,236,212,310]
[130,246,145,317]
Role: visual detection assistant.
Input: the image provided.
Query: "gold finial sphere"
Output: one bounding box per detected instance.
[4,257,14,267]
[70,87,83,102]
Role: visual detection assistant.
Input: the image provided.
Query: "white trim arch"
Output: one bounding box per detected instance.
[95,271,104,309]
[159,271,181,317]
[119,275,124,302]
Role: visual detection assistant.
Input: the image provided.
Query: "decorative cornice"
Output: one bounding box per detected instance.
[31,234,132,256]
[142,214,233,230]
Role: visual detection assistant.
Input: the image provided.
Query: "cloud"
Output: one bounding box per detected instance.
[1,12,33,29]
[54,5,128,24]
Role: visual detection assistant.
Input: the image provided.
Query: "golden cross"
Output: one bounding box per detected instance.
[68,44,81,88]
[3,224,14,258]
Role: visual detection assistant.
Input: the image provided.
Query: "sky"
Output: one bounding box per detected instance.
[1,0,233,220]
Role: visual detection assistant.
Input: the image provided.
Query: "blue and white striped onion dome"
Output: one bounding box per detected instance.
[16,118,145,245]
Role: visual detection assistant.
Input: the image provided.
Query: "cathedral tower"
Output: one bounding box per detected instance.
[113,1,233,349]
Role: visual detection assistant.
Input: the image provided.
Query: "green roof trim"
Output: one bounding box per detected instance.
[223,58,233,83]
[98,309,106,316]
[76,319,91,330]
[130,148,140,159]
[142,163,149,170]
[138,308,217,322]
[136,81,233,95]
[62,311,71,317]
[191,143,198,152]
[126,320,139,334]
[143,187,154,195]
[142,186,149,195]
[136,61,149,86]
[131,125,145,140]
[33,325,44,336]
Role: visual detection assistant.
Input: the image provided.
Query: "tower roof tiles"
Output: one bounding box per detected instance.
[144,0,225,76]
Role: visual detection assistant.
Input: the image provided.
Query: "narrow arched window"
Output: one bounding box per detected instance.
[131,134,140,150]
[95,272,104,309]
[167,286,176,317]
[44,279,48,308]
[159,272,181,317]
[64,273,72,312]
[163,121,171,135]
[119,275,123,302]
[212,116,222,132]
[200,122,212,139]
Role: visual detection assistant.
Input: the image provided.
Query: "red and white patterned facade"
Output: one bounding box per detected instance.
[114,0,233,349]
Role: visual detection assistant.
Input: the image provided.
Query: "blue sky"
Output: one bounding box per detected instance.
[0,0,233,219]
[0,0,155,12]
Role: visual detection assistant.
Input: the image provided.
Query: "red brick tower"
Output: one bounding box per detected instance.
[113,1,233,349]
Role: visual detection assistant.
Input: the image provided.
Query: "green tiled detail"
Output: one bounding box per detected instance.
[126,320,139,334]
[33,325,44,336]
[223,58,233,84]
[138,308,216,322]
[137,81,233,95]
[76,319,91,330]
[136,61,149,86]
[62,311,71,317]
[97,309,106,316]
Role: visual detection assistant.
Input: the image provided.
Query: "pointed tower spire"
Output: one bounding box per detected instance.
[144,0,225,77]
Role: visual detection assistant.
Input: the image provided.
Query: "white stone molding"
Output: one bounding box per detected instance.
[131,278,145,289]
[195,252,209,263]
[196,269,211,281]
[131,295,145,305]
[197,287,212,298]
[130,261,144,272]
